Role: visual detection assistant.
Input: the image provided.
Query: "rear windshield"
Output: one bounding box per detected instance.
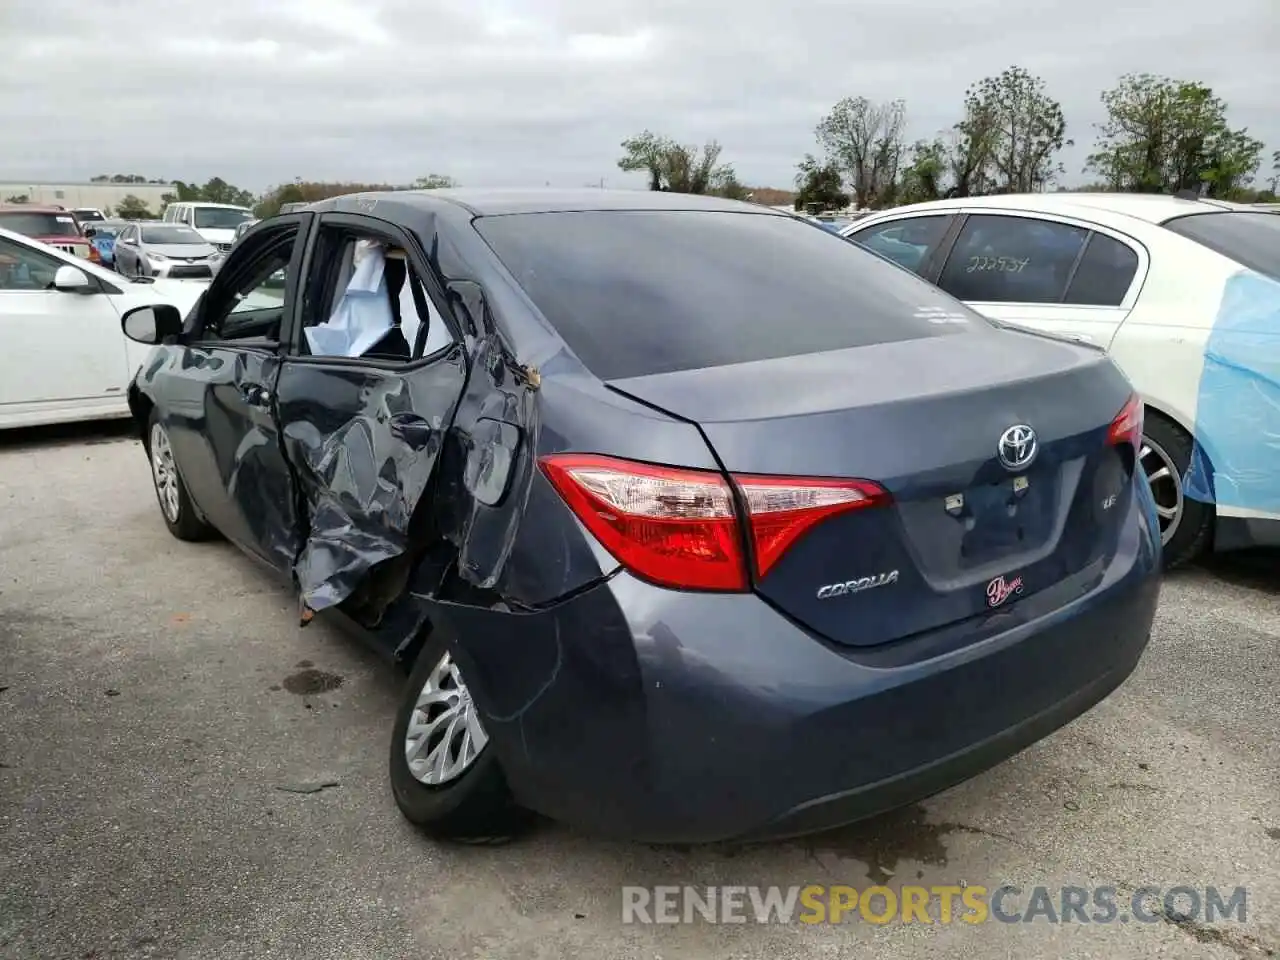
[1162,211,1280,281]
[475,210,982,380]
[0,211,81,238]
[142,225,204,244]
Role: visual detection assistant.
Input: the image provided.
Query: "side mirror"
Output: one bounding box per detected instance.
[53,265,93,294]
[121,303,183,345]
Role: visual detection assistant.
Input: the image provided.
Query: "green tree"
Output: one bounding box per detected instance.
[4,194,29,204]
[161,177,257,209]
[1086,74,1264,197]
[897,138,950,204]
[115,194,157,219]
[793,154,849,211]
[618,130,744,196]
[813,97,906,208]
[1266,149,1280,195]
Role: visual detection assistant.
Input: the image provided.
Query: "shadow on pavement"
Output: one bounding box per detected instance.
[0,418,136,452]
[1195,549,1279,594]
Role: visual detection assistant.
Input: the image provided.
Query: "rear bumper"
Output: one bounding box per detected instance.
[438,488,1161,844]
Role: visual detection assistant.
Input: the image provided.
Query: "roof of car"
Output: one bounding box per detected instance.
[0,204,74,214]
[315,188,781,218]
[857,191,1251,227]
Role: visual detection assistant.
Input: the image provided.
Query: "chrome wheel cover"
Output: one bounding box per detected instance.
[404,652,489,786]
[1140,435,1184,547]
[149,422,181,523]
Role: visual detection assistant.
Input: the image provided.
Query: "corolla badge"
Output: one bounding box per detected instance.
[986,573,1024,608]
[816,570,899,600]
[997,424,1038,471]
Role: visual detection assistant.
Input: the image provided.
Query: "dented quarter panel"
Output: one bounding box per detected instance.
[403,206,725,610]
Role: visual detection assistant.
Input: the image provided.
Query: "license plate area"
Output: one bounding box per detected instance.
[956,472,1056,566]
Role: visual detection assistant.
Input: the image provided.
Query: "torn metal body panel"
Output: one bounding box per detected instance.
[273,344,468,613]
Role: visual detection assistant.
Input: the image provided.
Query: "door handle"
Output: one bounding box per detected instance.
[388,412,434,449]
[240,382,272,408]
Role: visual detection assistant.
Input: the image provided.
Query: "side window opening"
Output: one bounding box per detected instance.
[937,214,1089,304]
[851,215,951,275]
[200,227,298,342]
[297,224,454,364]
[0,236,61,290]
[1063,233,1140,306]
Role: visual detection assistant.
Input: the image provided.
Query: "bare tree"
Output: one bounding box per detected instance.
[814,97,907,208]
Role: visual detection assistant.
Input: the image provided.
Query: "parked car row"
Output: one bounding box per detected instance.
[840,192,1280,567]
[114,188,1168,845]
[0,224,208,429]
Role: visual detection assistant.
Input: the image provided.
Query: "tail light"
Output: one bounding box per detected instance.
[87,245,101,264]
[539,453,890,592]
[1107,393,1143,450]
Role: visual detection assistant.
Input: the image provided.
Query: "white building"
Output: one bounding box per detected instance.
[0,180,175,216]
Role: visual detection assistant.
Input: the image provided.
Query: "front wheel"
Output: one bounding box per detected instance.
[1141,413,1212,569]
[147,414,213,542]
[389,626,531,843]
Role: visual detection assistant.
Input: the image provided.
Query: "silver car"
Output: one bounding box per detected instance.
[113,222,218,279]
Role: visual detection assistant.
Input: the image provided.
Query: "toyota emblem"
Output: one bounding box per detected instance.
[997,424,1038,471]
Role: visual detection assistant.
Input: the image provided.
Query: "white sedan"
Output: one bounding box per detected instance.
[841,192,1280,567]
[0,225,210,430]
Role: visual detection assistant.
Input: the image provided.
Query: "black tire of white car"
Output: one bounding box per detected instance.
[146,410,214,542]
[1144,413,1213,569]
[389,625,532,844]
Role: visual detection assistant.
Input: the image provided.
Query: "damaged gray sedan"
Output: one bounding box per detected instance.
[118,189,1161,844]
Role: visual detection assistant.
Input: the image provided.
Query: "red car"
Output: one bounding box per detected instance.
[0,205,99,263]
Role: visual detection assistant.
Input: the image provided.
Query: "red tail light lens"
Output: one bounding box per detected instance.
[734,475,890,578]
[539,454,891,592]
[1107,393,1143,450]
[539,454,745,590]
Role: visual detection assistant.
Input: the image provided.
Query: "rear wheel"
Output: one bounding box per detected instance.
[147,414,213,542]
[1141,413,1212,569]
[389,626,531,843]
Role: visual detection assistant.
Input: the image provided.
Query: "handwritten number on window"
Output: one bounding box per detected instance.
[966,256,1029,274]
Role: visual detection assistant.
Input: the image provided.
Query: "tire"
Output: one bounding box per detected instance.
[146,412,214,542]
[389,625,531,843]
[1141,412,1213,569]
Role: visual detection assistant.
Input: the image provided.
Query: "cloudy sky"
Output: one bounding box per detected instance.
[3,0,1277,193]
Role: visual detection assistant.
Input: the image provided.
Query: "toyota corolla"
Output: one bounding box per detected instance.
[118,189,1161,843]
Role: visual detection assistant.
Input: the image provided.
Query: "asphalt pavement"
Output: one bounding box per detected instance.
[1,421,1277,959]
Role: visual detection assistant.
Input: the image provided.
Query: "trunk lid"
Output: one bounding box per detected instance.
[607,328,1136,648]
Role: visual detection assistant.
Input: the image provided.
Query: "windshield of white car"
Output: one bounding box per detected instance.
[1162,211,1280,282]
[0,212,81,238]
[193,207,254,229]
[142,225,206,244]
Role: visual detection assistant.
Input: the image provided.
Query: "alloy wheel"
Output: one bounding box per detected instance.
[1139,435,1184,547]
[149,423,181,523]
[404,652,489,786]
